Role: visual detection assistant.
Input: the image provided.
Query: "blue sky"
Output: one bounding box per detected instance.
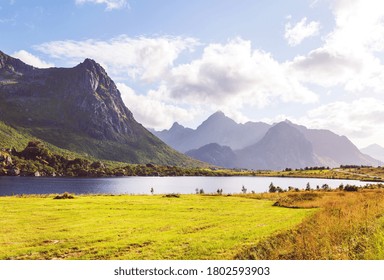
[1,0,384,148]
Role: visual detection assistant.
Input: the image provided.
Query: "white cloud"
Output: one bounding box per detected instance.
[300,98,384,147]
[285,17,320,46]
[161,38,318,108]
[289,0,384,93]
[117,83,198,129]
[35,35,198,82]
[12,50,54,68]
[75,0,128,10]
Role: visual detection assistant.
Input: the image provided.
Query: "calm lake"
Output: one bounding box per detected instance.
[0,176,376,196]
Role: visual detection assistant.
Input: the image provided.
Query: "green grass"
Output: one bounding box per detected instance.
[0,194,314,260]
[0,120,31,151]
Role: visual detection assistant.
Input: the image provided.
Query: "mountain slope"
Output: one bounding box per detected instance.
[361,144,384,163]
[289,121,380,167]
[0,51,197,166]
[236,122,318,170]
[153,111,271,152]
[152,122,194,152]
[186,143,237,168]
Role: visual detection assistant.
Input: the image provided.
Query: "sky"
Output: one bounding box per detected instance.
[1,0,384,148]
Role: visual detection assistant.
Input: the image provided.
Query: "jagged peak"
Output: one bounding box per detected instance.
[77,58,105,74]
[272,121,294,129]
[169,122,185,131]
[210,110,226,118]
[200,110,234,125]
[82,58,98,66]
[0,50,35,73]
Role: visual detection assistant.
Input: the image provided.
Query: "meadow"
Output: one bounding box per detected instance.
[0,194,313,260]
[1,188,384,260]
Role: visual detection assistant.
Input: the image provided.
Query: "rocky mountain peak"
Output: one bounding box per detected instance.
[263,121,310,146]
[198,110,237,130]
[169,122,185,132]
[206,110,227,122]
[78,58,105,74]
[0,50,35,75]
[0,50,194,165]
[0,51,135,141]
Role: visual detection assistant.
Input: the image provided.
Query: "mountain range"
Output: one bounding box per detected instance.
[153,112,381,170]
[153,111,271,152]
[0,50,197,166]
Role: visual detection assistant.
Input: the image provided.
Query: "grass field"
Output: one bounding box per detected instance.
[0,194,314,260]
[236,189,384,259]
[2,189,384,260]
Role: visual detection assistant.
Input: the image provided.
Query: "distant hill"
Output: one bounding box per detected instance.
[156,112,381,170]
[285,121,380,167]
[151,122,195,153]
[186,143,237,168]
[0,50,199,166]
[153,111,271,152]
[236,122,317,170]
[361,144,384,163]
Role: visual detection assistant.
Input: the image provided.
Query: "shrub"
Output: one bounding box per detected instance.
[163,193,180,198]
[344,185,359,192]
[269,182,277,193]
[54,192,75,199]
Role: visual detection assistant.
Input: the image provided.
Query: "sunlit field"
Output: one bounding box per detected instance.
[0,194,313,260]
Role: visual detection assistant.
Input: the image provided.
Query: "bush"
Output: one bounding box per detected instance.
[344,185,359,192]
[54,192,75,199]
[269,182,277,193]
[163,193,180,198]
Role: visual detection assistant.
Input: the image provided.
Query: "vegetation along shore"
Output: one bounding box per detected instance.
[1,141,384,181]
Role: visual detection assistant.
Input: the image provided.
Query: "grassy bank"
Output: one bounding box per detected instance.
[0,194,313,260]
[236,189,384,259]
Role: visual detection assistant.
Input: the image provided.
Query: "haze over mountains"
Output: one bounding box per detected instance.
[361,144,384,163]
[0,50,196,166]
[153,112,382,170]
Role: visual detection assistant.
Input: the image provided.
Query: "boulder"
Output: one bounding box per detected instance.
[8,167,20,176]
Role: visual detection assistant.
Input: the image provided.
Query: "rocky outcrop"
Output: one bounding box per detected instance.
[0,150,12,166]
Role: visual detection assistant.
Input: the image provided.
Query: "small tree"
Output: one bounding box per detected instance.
[269,182,277,193]
[344,185,359,192]
[321,184,330,191]
[150,187,154,195]
[305,182,311,191]
[241,185,247,194]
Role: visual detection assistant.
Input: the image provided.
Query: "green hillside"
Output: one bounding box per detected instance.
[0,51,201,167]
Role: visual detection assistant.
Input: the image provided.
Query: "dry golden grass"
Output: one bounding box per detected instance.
[236,189,384,260]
